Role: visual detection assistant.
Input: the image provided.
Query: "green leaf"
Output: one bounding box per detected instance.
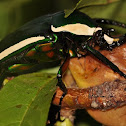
[0,72,57,126]
[65,0,126,33]
[64,0,120,17]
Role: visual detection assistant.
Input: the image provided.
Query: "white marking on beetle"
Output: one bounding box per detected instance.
[51,23,102,36]
[77,53,82,58]
[51,23,119,45]
[0,36,45,60]
[104,34,114,44]
[94,27,102,33]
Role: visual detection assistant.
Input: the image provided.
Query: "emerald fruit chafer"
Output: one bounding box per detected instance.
[0,11,126,94]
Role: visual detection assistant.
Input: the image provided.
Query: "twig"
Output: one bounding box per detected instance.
[53,80,126,110]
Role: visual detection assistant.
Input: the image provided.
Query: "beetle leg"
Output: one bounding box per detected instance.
[93,29,126,50]
[93,18,126,28]
[107,34,126,50]
[57,55,70,121]
[8,64,35,73]
[82,44,126,79]
[0,63,36,88]
[57,55,70,97]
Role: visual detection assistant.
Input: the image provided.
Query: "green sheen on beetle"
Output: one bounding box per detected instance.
[0,11,126,93]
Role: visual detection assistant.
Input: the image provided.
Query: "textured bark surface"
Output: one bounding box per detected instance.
[53,41,126,125]
[53,80,126,110]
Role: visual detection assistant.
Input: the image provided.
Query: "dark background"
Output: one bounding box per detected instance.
[0,0,78,39]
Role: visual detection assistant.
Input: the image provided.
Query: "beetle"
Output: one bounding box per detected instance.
[1,10,126,123]
[0,11,126,102]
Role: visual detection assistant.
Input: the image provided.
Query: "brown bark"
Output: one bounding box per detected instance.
[53,80,126,110]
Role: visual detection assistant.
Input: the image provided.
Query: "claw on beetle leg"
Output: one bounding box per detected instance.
[57,92,66,122]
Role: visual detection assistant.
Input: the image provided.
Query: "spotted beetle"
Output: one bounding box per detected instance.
[0,11,126,97]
